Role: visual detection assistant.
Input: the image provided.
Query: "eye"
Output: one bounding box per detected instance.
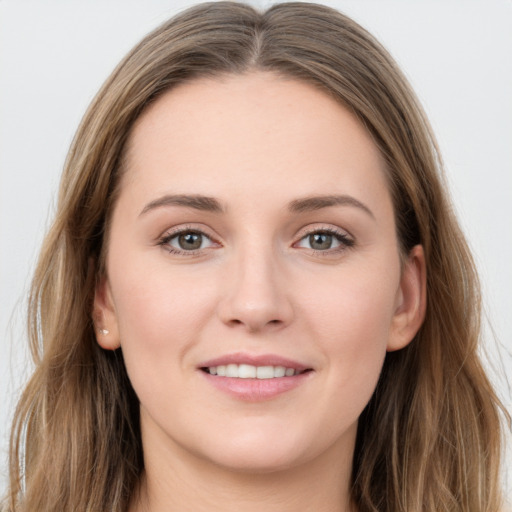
[159,229,217,254]
[295,228,354,252]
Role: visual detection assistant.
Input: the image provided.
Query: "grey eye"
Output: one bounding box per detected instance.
[177,232,203,250]
[295,229,354,253]
[165,230,214,251]
[309,233,333,250]
[296,231,344,251]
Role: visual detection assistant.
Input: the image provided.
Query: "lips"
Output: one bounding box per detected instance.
[199,352,311,376]
[205,364,299,378]
[198,353,313,401]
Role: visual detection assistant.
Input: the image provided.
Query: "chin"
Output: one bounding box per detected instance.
[206,448,303,474]
[192,427,318,474]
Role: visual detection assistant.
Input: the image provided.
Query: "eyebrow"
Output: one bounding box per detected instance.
[139,194,224,216]
[288,194,375,218]
[139,193,374,219]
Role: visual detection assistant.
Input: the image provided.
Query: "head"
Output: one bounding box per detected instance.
[12,2,505,511]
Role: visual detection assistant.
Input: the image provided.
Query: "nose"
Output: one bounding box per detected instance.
[216,245,294,333]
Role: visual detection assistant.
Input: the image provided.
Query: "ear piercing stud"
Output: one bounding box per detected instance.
[99,329,110,335]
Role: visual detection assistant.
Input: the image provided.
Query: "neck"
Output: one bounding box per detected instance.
[130,423,357,512]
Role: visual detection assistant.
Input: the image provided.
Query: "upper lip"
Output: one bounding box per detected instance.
[198,352,312,372]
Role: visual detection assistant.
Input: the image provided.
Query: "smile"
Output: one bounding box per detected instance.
[199,354,314,401]
[203,364,303,378]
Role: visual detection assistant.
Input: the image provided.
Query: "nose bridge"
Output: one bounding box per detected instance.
[218,236,292,331]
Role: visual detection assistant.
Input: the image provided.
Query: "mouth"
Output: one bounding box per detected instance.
[201,364,312,379]
[198,353,313,401]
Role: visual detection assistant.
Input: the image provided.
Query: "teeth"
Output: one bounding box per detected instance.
[226,364,238,377]
[274,366,286,378]
[207,364,299,378]
[238,364,256,378]
[256,366,274,379]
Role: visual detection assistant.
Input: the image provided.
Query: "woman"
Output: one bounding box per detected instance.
[3,2,509,511]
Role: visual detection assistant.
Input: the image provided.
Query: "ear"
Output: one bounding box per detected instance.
[387,244,427,352]
[93,276,121,350]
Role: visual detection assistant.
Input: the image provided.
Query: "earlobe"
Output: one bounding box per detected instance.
[387,244,427,352]
[93,276,121,350]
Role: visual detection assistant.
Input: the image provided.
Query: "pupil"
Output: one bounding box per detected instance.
[178,232,202,250]
[310,233,332,250]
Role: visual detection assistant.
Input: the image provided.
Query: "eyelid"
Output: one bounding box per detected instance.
[293,224,355,252]
[295,223,353,241]
[156,223,354,256]
[157,224,222,255]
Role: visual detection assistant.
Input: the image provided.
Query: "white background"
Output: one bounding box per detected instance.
[1,0,511,500]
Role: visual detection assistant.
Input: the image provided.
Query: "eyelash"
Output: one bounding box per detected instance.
[157,225,355,256]
[295,227,355,255]
[158,225,218,256]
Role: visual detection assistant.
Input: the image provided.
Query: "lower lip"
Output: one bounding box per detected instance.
[200,371,312,401]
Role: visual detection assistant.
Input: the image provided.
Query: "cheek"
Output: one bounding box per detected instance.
[303,262,398,348]
[299,259,399,400]
[110,255,215,339]
[106,256,222,399]
[108,262,220,418]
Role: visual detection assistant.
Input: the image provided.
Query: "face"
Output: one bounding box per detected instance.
[95,72,425,475]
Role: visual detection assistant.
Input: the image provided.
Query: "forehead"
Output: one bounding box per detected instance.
[120,71,390,214]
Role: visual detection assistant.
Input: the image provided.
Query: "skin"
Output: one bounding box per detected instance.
[95,72,426,512]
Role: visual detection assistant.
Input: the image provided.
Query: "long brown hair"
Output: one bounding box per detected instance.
[4,2,509,511]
